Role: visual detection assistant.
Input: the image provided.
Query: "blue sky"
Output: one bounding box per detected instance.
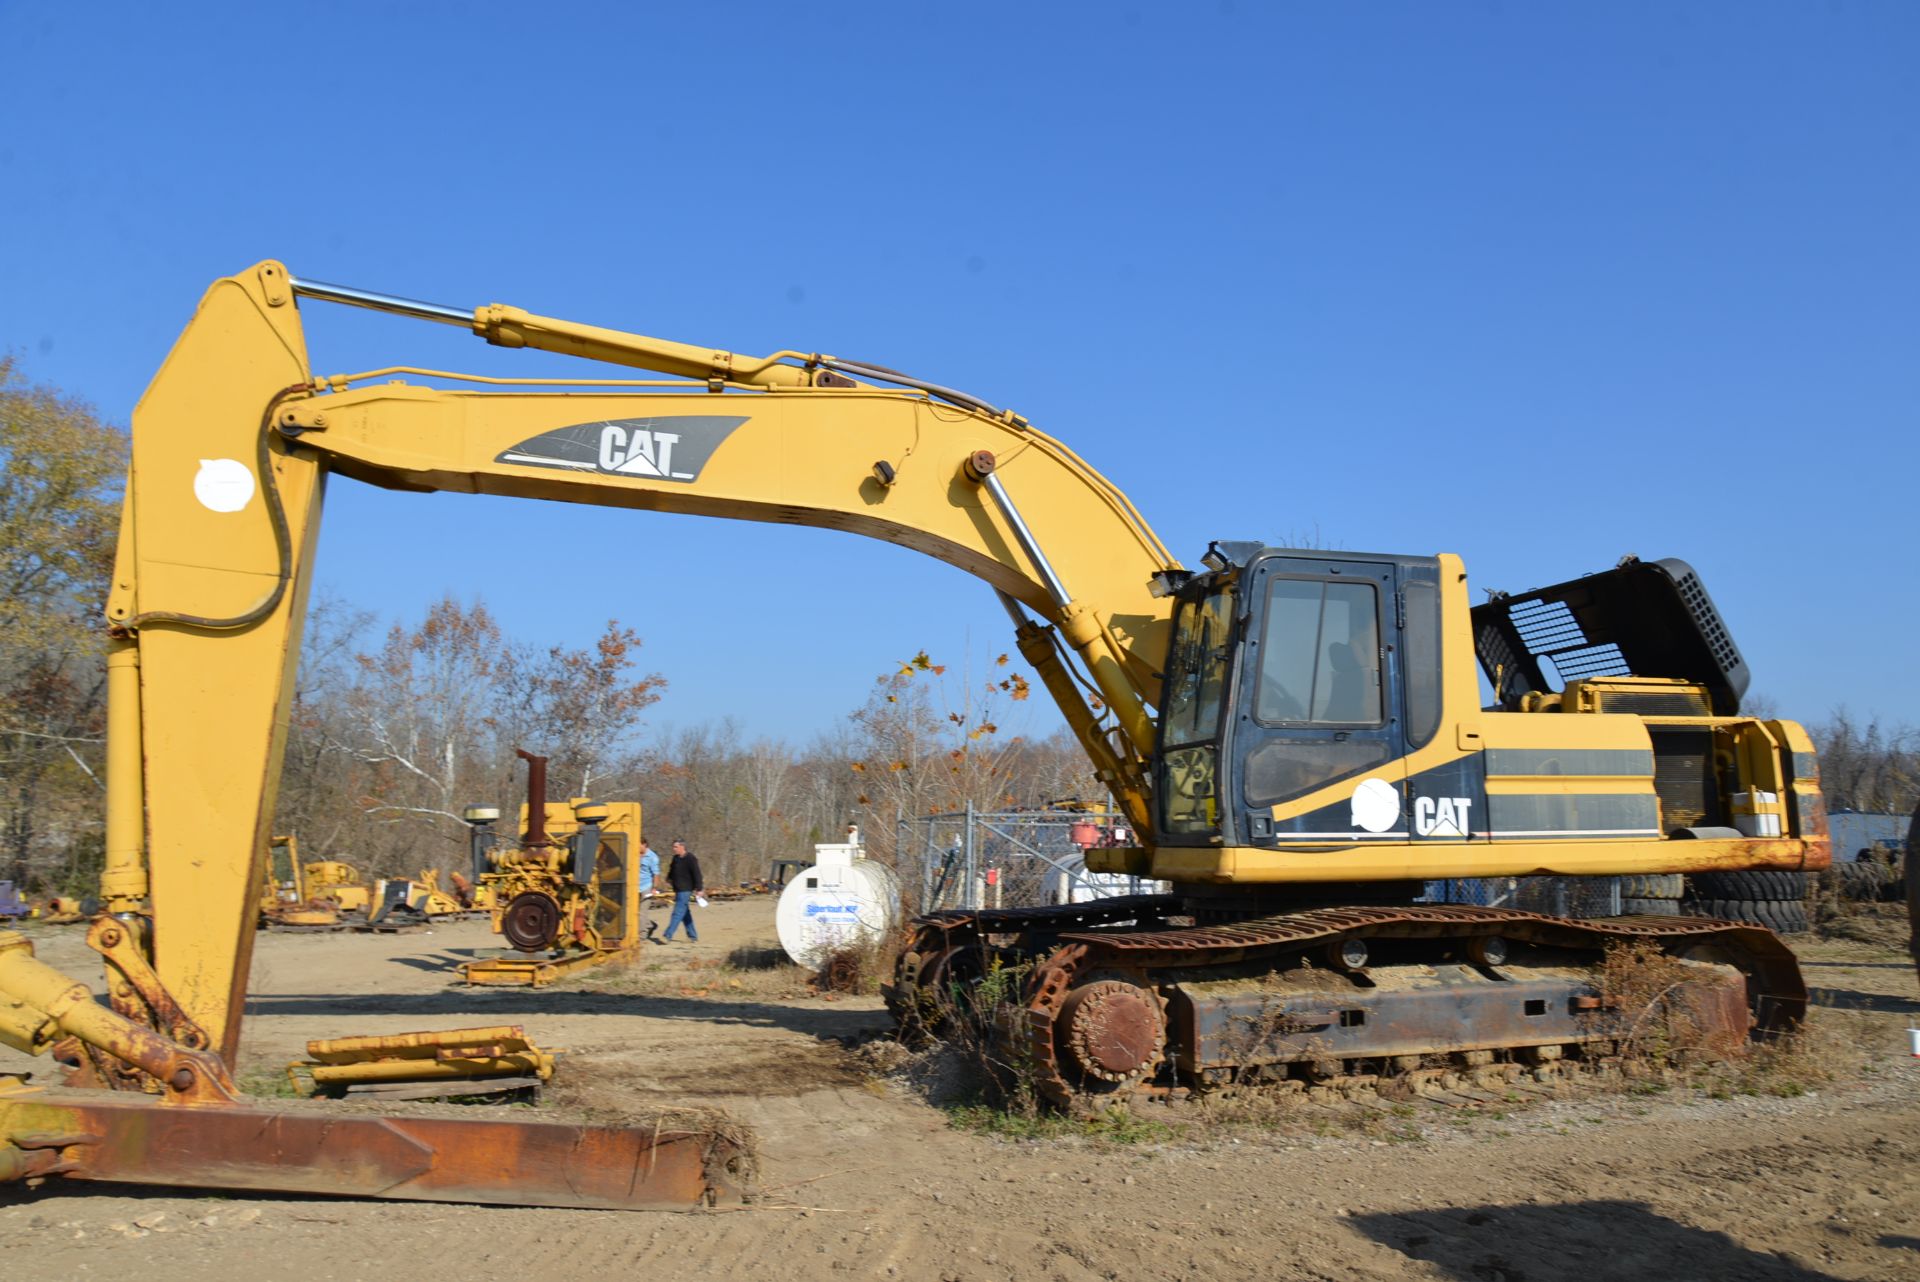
[4,2,1915,745]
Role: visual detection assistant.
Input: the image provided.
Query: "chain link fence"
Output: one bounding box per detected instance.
[1424,876,1624,918]
[899,804,1167,912]
[899,805,1633,919]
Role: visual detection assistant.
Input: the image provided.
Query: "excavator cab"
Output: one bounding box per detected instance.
[1155,544,1445,854]
[1144,543,1820,886]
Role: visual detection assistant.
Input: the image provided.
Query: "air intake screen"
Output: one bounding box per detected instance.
[1472,557,1748,715]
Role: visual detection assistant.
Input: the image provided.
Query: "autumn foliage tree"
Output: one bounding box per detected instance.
[504,622,666,798]
[844,649,1058,864]
[340,597,517,860]
[0,357,125,891]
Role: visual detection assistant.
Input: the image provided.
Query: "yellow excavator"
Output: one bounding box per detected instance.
[0,262,1825,1204]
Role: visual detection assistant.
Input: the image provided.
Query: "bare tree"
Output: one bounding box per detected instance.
[1814,708,1919,815]
[336,596,517,872]
[738,736,798,871]
[273,592,374,860]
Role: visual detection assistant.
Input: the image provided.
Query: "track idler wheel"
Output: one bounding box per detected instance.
[883,946,927,1036]
[1053,977,1165,1094]
[501,891,562,951]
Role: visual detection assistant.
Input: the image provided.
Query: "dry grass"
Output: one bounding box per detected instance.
[543,1066,762,1180]
[882,953,1052,1122]
[1597,939,1748,1068]
[1595,939,1859,1101]
[1812,900,1912,949]
[580,949,812,1000]
[809,929,909,997]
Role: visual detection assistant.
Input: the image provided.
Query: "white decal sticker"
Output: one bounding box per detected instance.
[1414,796,1474,837]
[193,458,255,513]
[596,423,681,477]
[1349,777,1400,834]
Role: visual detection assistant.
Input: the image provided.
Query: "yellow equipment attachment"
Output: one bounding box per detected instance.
[288,1025,557,1100]
[415,869,472,917]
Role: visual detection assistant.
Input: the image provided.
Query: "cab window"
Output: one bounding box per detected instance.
[1161,587,1233,747]
[1254,579,1382,725]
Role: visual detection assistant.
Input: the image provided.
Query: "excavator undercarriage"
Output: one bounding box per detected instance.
[886,895,1805,1113]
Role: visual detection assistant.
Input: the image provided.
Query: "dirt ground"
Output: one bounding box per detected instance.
[4,898,1918,1282]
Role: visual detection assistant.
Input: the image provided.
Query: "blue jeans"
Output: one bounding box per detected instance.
[663,891,698,941]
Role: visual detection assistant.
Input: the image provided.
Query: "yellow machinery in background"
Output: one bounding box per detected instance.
[276,843,477,932]
[459,749,651,987]
[303,859,371,915]
[451,870,494,912]
[256,835,339,931]
[417,869,479,916]
[365,870,469,929]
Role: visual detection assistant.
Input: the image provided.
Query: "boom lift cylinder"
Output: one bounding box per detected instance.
[100,640,146,914]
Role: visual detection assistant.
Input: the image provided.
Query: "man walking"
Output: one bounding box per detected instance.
[637,837,662,941]
[661,838,705,943]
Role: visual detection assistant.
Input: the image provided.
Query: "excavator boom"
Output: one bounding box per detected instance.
[99,261,1183,1061]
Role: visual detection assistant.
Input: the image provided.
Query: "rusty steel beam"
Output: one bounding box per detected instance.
[1,1087,748,1209]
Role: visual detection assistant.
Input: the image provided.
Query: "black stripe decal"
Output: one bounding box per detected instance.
[1484,748,1653,777]
[1486,793,1660,834]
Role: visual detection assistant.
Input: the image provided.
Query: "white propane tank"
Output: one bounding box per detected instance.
[775,831,901,968]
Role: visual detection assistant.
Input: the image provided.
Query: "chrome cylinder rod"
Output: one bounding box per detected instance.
[289,276,473,327]
[979,472,1072,610]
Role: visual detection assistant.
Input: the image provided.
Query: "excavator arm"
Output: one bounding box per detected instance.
[0,259,1190,1206]
[104,261,1183,1062]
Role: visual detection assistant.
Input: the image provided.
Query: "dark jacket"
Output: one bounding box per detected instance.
[667,851,704,894]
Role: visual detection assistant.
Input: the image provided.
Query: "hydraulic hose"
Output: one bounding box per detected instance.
[127,383,310,632]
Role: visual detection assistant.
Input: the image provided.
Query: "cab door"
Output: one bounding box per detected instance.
[1233,555,1409,843]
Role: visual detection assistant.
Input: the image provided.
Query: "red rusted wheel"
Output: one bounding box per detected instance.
[1056,978,1166,1088]
[501,891,562,951]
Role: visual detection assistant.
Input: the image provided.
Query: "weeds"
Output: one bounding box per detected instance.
[1716,1027,1843,1099]
[946,1102,1175,1145]
[891,949,1060,1130]
[810,930,907,997]
[942,955,1043,1116]
[240,1067,303,1099]
[1595,939,1846,1101]
[1597,939,1745,1068]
